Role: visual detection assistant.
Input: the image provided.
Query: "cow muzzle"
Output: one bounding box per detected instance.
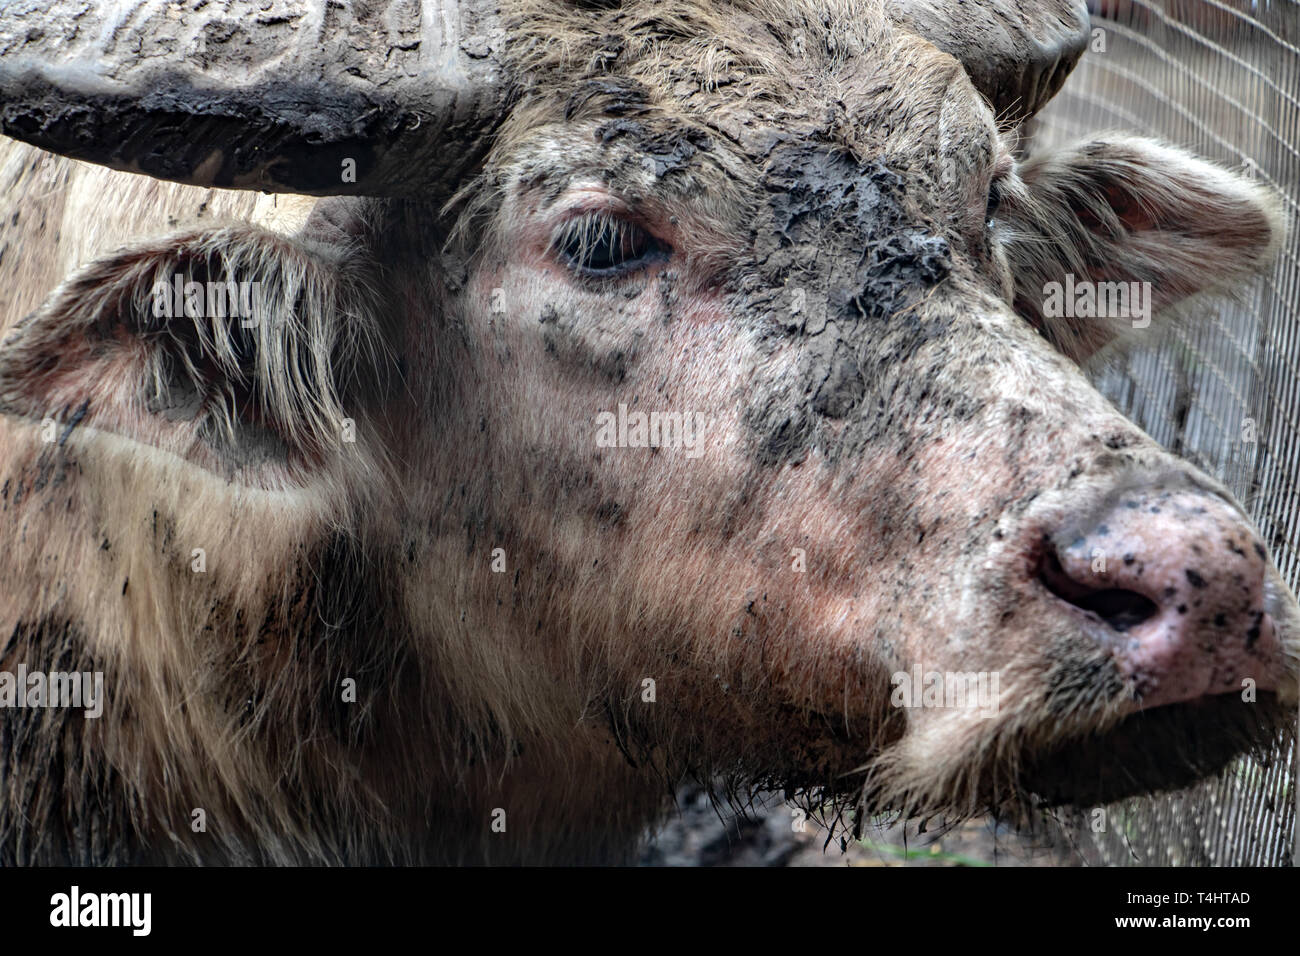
[1035,486,1291,713]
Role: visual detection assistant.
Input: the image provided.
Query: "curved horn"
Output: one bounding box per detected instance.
[887,0,1091,123]
[0,0,507,196]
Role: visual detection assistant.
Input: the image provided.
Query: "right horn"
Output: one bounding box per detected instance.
[887,0,1091,124]
[0,0,509,197]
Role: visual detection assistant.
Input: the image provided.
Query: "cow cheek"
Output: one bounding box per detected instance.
[441,270,766,687]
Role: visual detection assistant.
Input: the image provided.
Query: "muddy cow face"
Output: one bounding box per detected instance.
[433,3,1297,816]
[0,0,1295,847]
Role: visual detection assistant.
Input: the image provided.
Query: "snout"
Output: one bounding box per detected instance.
[1037,487,1288,712]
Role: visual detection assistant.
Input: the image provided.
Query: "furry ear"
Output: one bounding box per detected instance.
[1000,135,1284,363]
[0,224,386,487]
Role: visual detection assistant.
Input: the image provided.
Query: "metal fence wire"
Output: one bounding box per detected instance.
[1029,0,1299,866]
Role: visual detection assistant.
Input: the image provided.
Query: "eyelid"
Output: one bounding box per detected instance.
[552,210,670,278]
[552,186,637,224]
[547,180,680,253]
[552,210,642,256]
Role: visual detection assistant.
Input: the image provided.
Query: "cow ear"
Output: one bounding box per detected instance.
[0,225,385,486]
[1000,136,1283,363]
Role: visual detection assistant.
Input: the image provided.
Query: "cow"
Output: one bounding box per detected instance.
[0,0,1295,866]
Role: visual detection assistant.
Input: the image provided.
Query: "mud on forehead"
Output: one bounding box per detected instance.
[483,95,1003,266]
[478,106,753,252]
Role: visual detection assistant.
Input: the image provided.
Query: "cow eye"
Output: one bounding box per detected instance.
[555,214,670,278]
[985,179,1005,227]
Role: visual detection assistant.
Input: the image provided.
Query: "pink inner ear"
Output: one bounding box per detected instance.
[1071,183,1158,233]
[6,327,133,417]
[10,337,313,485]
[9,334,194,456]
[1104,183,1158,232]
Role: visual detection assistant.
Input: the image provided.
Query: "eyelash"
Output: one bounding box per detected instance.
[553,212,670,278]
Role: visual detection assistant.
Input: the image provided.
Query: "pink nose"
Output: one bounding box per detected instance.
[1039,489,1285,711]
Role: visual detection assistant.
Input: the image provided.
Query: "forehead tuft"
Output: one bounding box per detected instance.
[499,0,993,152]
[496,2,980,155]
[503,0,906,128]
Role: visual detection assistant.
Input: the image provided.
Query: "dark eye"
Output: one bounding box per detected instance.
[555,214,670,277]
[985,177,1005,227]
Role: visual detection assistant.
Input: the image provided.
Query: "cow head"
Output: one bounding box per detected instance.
[0,0,1295,862]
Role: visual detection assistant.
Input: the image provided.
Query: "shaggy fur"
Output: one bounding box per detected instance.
[0,0,1296,865]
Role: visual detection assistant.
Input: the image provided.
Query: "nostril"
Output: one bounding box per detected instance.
[1069,588,1160,633]
[1038,546,1159,633]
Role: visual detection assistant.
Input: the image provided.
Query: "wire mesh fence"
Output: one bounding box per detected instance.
[1029,0,1299,866]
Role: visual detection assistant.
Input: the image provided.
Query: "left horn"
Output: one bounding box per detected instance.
[0,0,510,197]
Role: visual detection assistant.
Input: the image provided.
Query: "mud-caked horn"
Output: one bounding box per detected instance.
[0,0,509,196]
[887,0,1091,123]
